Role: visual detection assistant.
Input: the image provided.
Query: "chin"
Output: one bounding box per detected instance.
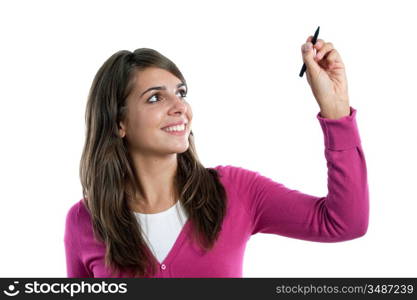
[173,144,189,154]
[161,142,189,155]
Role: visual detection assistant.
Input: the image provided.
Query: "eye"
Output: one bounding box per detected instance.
[147,89,187,104]
[147,93,161,104]
[178,89,187,99]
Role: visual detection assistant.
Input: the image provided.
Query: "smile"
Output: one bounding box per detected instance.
[162,123,187,136]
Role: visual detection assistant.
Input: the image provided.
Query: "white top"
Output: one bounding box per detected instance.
[133,200,188,264]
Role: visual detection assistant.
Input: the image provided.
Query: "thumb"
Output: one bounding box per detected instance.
[301,42,320,76]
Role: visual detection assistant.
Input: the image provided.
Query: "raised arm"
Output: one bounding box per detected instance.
[230,106,369,242]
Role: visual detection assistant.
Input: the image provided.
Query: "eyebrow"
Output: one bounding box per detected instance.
[139,82,187,98]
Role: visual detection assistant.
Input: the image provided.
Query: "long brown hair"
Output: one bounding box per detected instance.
[79,48,227,277]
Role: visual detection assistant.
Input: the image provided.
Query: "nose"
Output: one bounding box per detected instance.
[168,94,188,115]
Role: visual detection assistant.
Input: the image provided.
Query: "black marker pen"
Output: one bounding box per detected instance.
[299,26,320,77]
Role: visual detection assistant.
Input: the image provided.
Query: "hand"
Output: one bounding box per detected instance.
[301,36,350,119]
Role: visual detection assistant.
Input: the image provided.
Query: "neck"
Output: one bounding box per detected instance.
[129,153,178,213]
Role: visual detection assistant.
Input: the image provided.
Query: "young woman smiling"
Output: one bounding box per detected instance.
[64,37,369,278]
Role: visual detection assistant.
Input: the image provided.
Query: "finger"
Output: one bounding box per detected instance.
[313,39,325,50]
[315,42,334,61]
[301,42,321,77]
[307,36,324,48]
[326,48,345,65]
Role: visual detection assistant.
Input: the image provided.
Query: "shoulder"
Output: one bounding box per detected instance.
[210,164,262,186]
[209,165,268,219]
[65,198,91,229]
[211,164,282,196]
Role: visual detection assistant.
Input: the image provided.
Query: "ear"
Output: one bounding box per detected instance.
[118,121,126,138]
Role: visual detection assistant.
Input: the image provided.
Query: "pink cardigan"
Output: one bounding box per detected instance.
[64,106,369,277]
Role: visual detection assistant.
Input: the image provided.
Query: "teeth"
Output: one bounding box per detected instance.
[163,124,186,132]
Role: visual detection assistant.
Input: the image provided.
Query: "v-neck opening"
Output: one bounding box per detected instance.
[144,218,191,266]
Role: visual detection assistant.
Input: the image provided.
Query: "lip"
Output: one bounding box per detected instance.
[161,120,187,129]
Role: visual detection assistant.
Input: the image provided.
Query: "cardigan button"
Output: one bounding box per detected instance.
[161,264,166,270]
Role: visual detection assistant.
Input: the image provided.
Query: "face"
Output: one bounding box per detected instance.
[119,67,193,157]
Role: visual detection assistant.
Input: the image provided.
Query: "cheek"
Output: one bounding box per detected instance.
[132,109,164,134]
[126,111,148,135]
[186,104,193,120]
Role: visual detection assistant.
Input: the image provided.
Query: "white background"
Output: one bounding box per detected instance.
[0,0,416,277]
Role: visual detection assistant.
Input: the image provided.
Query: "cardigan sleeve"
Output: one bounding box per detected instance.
[64,202,92,277]
[235,106,369,242]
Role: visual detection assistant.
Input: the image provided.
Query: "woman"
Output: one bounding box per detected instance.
[64,36,369,278]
